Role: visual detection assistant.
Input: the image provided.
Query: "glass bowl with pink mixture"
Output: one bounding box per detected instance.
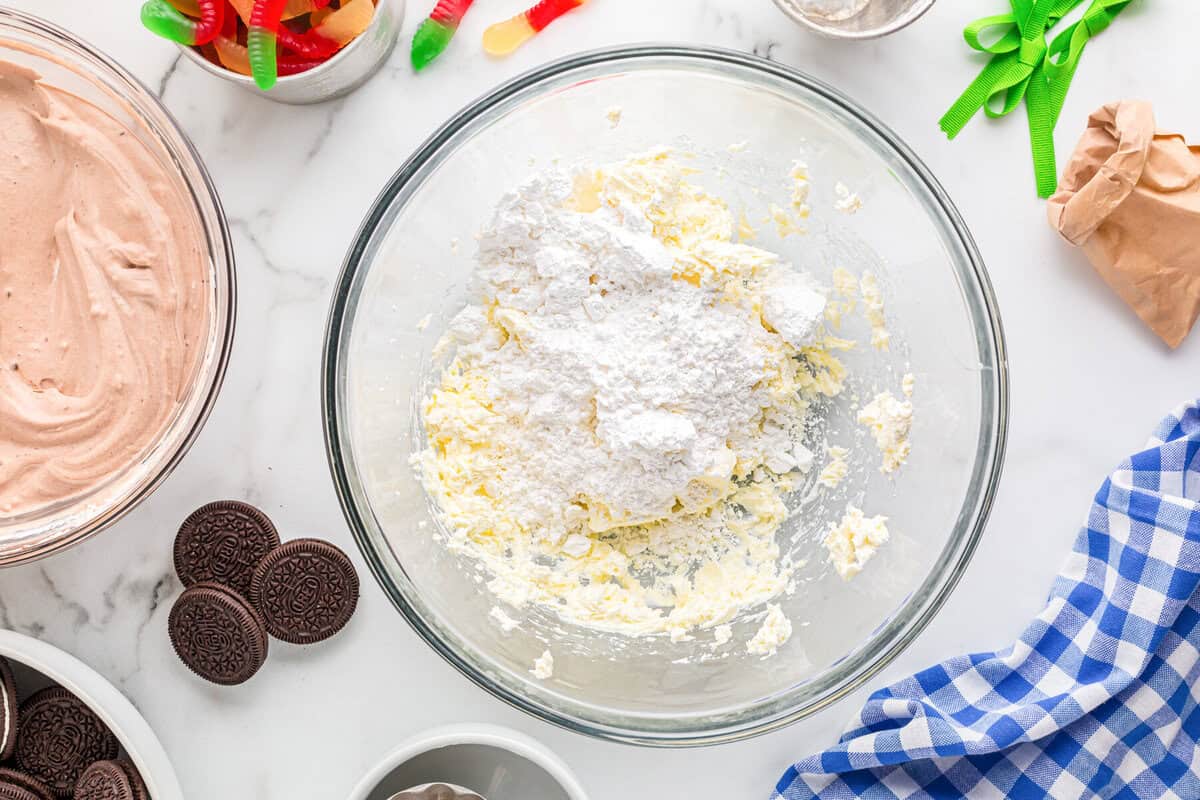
[0,9,234,565]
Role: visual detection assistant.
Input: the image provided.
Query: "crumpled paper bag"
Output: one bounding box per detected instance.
[1047,100,1200,348]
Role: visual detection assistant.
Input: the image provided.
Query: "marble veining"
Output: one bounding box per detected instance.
[0,1,1197,798]
[156,52,183,98]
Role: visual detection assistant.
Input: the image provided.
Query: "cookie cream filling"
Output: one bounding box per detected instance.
[0,679,10,756]
[417,150,852,643]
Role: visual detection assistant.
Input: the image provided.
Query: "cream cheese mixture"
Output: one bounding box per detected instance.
[823,506,890,580]
[858,387,914,474]
[0,62,209,516]
[417,148,909,653]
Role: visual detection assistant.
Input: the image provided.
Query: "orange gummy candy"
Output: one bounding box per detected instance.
[313,0,375,46]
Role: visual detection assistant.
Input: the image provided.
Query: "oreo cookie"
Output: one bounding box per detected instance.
[174,501,281,596]
[113,762,147,800]
[0,657,16,761]
[249,538,359,644]
[0,769,53,800]
[169,582,268,686]
[73,760,146,800]
[0,782,43,800]
[14,687,118,797]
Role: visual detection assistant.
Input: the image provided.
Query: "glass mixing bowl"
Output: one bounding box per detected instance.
[0,10,235,566]
[324,46,1007,745]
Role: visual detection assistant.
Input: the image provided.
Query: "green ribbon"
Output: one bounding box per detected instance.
[940,0,1132,198]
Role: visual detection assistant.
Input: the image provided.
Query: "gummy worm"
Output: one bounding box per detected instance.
[210,1,250,74]
[141,0,225,46]
[482,0,587,57]
[247,0,290,90]
[275,22,340,59]
[277,56,328,76]
[411,0,476,72]
[166,0,201,16]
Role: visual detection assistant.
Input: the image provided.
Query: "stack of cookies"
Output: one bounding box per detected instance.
[168,501,360,685]
[0,657,149,800]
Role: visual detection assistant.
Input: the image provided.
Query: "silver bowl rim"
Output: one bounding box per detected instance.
[322,43,1009,746]
[174,0,402,92]
[771,0,938,40]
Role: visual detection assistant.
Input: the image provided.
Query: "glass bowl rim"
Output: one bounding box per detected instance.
[322,44,1009,746]
[0,8,237,565]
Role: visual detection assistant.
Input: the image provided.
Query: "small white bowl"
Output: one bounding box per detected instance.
[178,0,405,105]
[389,784,482,800]
[348,724,589,800]
[0,630,183,800]
[772,0,936,39]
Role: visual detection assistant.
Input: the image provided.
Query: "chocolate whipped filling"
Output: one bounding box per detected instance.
[0,60,210,516]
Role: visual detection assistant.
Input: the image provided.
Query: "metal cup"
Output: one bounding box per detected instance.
[772,0,936,39]
[178,0,405,105]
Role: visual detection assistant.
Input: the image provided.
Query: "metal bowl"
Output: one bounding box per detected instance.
[177,0,404,105]
[348,725,589,800]
[773,0,937,39]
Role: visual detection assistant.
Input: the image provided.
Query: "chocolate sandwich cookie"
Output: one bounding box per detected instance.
[73,760,147,800]
[169,582,268,686]
[114,762,148,800]
[0,769,53,800]
[14,687,119,798]
[0,782,44,800]
[0,658,17,761]
[249,538,359,644]
[175,501,281,596]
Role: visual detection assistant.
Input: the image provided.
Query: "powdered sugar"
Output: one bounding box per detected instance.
[416,149,861,644]
[436,160,820,544]
[796,0,870,21]
[762,269,826,348]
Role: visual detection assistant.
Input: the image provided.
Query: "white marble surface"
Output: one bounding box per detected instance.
[0,0,1196,797]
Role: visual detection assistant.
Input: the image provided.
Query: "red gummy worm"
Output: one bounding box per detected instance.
[220,0,238,38]
[193,0,226,45]
[429,0,474,27]
[275,24,340,58]
[526,0,583,33]
[277,56,327,75]
[249,0,288,34]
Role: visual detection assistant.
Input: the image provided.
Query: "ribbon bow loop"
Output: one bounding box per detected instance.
[940,0,1132,198]
[963,12,1022,54]
[1018,36,1047,66]
[1083,3,1117,36]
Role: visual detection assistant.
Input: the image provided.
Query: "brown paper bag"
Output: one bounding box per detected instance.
[1047,100,1200,348]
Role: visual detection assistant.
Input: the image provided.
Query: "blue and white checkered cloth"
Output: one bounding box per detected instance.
[776,400,1200,799]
